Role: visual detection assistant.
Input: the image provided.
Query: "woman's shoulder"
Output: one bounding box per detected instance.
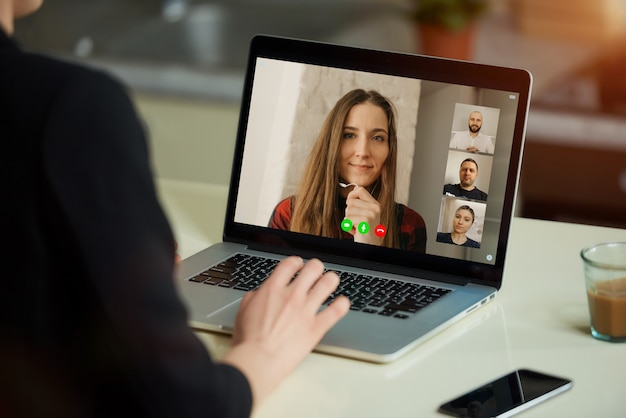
[16,45,125,93]
[271,196,295,219]
[436,232,452,242]
[4,42,131,129]
[465,237,481,248]
[275,196,294,209]
[396,203,425,226]
[269,196,295,230]
[51,62,131,108]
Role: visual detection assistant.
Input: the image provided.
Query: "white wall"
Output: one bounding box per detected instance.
[235,59,303,225]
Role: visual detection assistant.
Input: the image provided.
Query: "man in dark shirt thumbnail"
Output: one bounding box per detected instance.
[443,158,488,201]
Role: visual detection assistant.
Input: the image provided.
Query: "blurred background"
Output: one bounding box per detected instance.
[14,0,626,229]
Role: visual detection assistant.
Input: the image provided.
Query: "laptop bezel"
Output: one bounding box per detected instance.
[223,35,532,289]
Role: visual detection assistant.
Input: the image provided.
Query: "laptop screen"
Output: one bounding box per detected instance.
[226,36,531,285]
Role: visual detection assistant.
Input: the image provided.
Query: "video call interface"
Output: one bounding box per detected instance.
[234,57,522,266]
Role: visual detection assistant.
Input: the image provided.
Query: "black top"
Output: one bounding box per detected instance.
[0,31,251,417]
[436,233,481,248]
[443,183,488,201]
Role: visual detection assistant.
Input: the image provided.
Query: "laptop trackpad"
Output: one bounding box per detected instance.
[206,299,241,332]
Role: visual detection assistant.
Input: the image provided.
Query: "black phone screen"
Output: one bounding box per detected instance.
[438,369,572,417]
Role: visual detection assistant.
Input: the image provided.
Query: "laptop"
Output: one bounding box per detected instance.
[176,35,532,363]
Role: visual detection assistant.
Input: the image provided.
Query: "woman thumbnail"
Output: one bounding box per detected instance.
[436,205,480,248]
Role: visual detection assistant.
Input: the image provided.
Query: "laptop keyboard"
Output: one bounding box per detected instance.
[189,254,452,319]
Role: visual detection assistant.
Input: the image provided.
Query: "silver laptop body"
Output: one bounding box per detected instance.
[176,35,532,363]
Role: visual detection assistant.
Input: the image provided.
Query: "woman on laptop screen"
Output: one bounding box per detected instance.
[436,204,481,248]
[269,89,427,252]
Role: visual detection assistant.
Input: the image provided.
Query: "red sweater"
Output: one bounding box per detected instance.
[269,196,427,252]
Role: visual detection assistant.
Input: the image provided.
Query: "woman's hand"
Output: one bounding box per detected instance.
[220,256,350,411]
[344,186,383,246]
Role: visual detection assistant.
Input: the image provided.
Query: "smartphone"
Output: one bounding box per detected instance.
[438,369,573,418]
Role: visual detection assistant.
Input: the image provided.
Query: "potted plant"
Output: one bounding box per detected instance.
[410,0,489,60]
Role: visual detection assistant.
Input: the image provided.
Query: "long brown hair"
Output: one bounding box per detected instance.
[290,89,400,248]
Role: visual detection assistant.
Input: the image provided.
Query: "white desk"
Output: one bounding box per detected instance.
[157,179,626,418]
